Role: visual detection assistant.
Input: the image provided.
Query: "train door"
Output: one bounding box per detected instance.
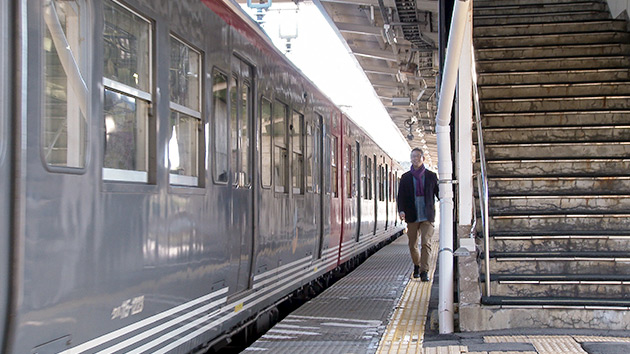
[0,0,10,350]
[17,1,96,352]
[231,58,254,294]
[355,141,361,241]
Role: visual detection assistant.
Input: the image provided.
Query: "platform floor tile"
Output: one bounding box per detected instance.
[244,233,422,353]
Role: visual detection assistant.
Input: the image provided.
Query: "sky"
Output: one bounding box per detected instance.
[240,1,411,162]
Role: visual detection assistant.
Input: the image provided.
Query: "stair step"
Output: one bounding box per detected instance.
[478,69,630,85]
[476,43,630,61]
[474,0,601,6]
[490,250,630,259]
[491,234,630,253]
[480,82,630,99]
[474,20,627,37]
[483,159,630,177]
[489,195,630,215]
[479,56,630,73]
[492,229,630,236]
[490,273,630,281]
[490,254,630,274]
[491,214,630,232]
[474,11,610,26]
[481,295,630,308]
[473,2,606,17]
[482,111,630,128]
[490,279,630,299]
[478,56,630,72]
[475,32,630,49]
[484,142,630,159]
[486,176,630,195]
[480,126,630,144]
[481,96,630,113]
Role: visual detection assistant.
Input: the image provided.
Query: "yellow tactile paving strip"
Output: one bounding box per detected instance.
[376,228,439,354]
[422,346,468,354]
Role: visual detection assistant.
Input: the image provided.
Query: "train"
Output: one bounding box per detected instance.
[0,0,406,353]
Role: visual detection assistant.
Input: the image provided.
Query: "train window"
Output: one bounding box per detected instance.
[212,70,228,183]
[388,168,392,202]
[292,111,304,194]
[230,74,238,185]
[380,165,385,201]
[240,82,251,187]
[273,101,288,193]
[377,165,381,201]
[367,157,372,200]
[168,35,202,186]
[362,155,367,199]
[345,144,352,198]
[353,143,358,197]
[42,0,88,169]
[229,57,253,188]
[331,135,338,198]
[260,97,272,188]
[323,134,330,195]
[103,0,151,91]
[305,122,313,192]
[102,0,152,182]
[313,115,322,194]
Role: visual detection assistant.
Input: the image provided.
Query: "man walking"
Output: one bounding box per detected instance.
[397,148,439,281]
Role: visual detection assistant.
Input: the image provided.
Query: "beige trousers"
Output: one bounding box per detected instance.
[406,221,434,272]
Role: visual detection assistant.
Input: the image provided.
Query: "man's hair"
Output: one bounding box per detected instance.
[410,147,424,156]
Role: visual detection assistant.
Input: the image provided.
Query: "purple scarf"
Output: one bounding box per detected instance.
[411,165,426,196]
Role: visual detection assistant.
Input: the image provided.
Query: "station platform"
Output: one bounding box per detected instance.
[243,229,630,354]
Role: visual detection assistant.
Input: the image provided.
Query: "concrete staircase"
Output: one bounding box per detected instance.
[464,0,630,330]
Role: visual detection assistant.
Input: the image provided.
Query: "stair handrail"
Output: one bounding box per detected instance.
[471,44,491,297]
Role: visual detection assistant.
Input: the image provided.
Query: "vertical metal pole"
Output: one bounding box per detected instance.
[457,7,473,226]
[436,0,470,335]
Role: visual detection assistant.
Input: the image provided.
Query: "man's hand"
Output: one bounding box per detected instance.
[399,211,405,221]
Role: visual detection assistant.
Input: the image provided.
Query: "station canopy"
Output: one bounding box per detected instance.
[238,0,439,162]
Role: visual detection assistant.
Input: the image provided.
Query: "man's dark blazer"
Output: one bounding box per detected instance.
[397,168,439,223]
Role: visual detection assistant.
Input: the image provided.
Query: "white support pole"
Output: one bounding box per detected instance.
[436,0,470,335]
[457,6,473,226]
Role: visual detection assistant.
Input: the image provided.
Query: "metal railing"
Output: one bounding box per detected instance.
[471,44,492,297]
